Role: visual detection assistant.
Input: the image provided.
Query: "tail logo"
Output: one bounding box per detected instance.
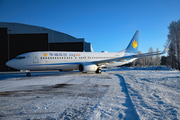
[132,40,138,49]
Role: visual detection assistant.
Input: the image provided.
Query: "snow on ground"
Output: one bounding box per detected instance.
[114,70,180,120]
[0,68,179,120]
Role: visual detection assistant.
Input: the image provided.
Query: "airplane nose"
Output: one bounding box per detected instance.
[6,61,11,67]
[6,60,16,68]
[6,59,22,70]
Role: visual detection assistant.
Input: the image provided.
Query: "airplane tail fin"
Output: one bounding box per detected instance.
[125,30,140,54]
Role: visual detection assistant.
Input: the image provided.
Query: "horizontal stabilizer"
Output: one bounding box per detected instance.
[93,41,170,65]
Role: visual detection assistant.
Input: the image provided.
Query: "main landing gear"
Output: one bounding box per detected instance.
[95,68,102,74]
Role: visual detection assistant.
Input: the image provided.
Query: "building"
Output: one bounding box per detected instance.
[0,22,93,71]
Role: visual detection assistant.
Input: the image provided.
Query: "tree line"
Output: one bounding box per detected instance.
[131,48,161,67]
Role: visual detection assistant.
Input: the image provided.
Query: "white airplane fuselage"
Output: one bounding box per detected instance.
[6,50,136,71]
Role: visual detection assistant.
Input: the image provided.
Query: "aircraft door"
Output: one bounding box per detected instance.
[86,56,90,61]
[33,54,39,63]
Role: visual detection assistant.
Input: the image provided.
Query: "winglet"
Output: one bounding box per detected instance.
[162,41,171,54]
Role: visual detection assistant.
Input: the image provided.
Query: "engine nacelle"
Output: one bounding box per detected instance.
[79,63,98,72]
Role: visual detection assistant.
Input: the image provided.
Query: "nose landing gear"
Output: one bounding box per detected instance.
[26,72,31,77]
[20,70,31,77]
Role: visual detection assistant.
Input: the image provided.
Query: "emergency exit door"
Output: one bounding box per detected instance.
[33,54,39,63]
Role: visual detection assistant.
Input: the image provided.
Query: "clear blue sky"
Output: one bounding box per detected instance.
[0,0,180,54]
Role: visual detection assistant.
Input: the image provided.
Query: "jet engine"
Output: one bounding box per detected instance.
[79,63,98,72]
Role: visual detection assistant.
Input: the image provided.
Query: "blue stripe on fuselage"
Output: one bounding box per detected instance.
[26,62,80,66]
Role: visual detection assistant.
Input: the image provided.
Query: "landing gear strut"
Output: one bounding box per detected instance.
[95,68,102,74]
[26,72,31,77]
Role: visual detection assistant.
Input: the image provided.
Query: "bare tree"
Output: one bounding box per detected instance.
[136,51,143,66]
[142,56,146,67]
[132,59,136,67]
[148,47,154,66]
[155,48,161,66]
[145,56,150,67]
[132,50,145,67]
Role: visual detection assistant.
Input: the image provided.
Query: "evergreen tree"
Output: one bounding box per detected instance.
[167,20,180,70]
[161,56,167,65]
[167,42,178,69]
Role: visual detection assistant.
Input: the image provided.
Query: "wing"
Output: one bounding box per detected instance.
[92,41,170,66]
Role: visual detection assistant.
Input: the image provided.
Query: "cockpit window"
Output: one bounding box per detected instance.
[15,56,25,59]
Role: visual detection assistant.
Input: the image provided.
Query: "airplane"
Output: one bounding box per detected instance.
[6,30,170,77]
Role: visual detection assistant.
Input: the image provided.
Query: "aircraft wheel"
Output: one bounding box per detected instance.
[95,69,102,74]
[26,72,31,77]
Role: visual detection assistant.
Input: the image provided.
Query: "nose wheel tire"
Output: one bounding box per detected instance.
[26,72,31,77]
[95,68,102,74]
